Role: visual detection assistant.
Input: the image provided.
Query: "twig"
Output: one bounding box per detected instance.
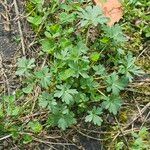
[125,102,150,129]
[114,116,130,150]
[13,0,25,55]
[137,47,148,59]
[0,134,12,141]
[2,69,10,95]
[20,132,61,140]
[140,111,150,129]
[86,27,90,46]
[134,98,143,122]
[41,54,48,68]
[125,88,150,96]
[113,102,150,142]
[97,89,106,97]
[30,86,41,114]
[74,127,104,141]
[0,54,10,95]
[1,0,11,31]
[33,137,76,146]
[21,111,47,121]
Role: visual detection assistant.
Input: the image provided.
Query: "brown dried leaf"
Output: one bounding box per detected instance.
[93,0,123,26]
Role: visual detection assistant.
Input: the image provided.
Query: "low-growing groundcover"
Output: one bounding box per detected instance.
[0,0,150,149]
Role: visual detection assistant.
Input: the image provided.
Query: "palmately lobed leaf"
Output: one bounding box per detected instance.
[54,84,78,104]
[16,57,35,76]
[85,106,103,126]
[106,72,128,95]
[102,95,122,115]
[78,6,108,27]
[27,15,43,26]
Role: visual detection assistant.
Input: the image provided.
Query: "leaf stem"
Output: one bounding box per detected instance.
[86,27,90,46]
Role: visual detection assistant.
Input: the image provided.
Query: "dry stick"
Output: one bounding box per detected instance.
[113,102,150,142]
[2,0,11,31]
[14,0,25,55]
[33,137,76,146]
[85,27,90,46]
[0,54,10,94]
[30,86,41,114]
[134,98,143,121]
[114,116,130,150]
[74,127,105,141]
[140,111,150,129]
[0,134,12,141]
[19,132,75,147]
[124,102,150,129]
[2,69,10,95]
[20,132,61,140]
[21,111,47,121]
[137,46,149,59]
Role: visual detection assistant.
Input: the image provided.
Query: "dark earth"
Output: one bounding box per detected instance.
[0,0,18,59]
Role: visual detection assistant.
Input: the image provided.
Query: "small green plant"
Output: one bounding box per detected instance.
[85,106,103,126]
[115,127,150,150]
[14,1,143,131]
[131,127,150,150]
[28,121,43,133]
[78,5,108,27]
[118,52,144,82]
[0,1,145,147]
[16,57,35,76]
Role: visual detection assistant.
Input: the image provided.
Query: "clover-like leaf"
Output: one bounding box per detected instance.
[54,84,78,104]
[28,121,43,133]
[85,106,103,126]
[16,57,35,76]
[119,53,144,82]
[58,112,76,130]
[93,64,106,76]
[78,6,108,27]
[39,92,57,112]
[102,95,122,115]
[68,61,90,78]
[27,15,43,26]
[102,24,127,44]
[106,72,128,95]
[35,66,51,89]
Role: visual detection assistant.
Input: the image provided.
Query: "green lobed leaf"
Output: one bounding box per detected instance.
[78,6,108,27]
[16,57,35,76]
[27,15,43,26]
[54,84,78,104]
[85,106,103,126]
[35,66,51,89]
[106,72,128,95]
[102,95,122,115]
[28,121,43,133]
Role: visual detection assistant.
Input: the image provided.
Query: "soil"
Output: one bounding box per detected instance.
[0,0,18,59]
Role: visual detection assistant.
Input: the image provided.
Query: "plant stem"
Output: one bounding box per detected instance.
[86,27,90,46]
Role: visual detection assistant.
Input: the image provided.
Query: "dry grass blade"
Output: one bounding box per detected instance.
[13,0,25,55]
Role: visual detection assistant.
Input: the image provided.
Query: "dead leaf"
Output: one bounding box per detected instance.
[93,0,123,26]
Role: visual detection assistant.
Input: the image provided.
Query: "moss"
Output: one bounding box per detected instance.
[119,110,128,123]
[25,1,35,14]
[137,56,150,72]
